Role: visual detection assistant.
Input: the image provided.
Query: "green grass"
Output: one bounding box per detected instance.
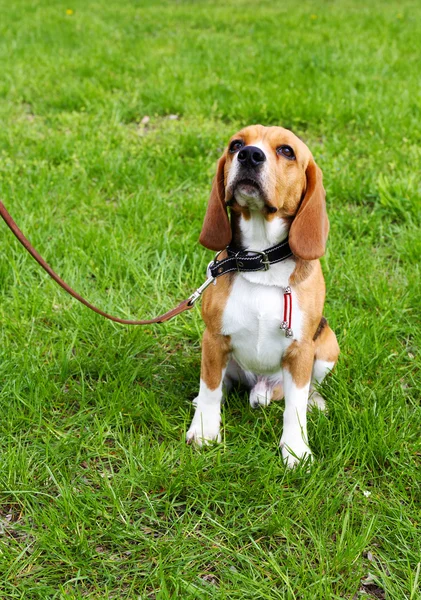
[0,0,420,598]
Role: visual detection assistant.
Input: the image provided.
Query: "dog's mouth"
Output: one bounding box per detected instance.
[235,177,261,192]
[226,177,263,207]
[231,177,265,205]
[227,177,277,213]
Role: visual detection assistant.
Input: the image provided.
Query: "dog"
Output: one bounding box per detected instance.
[186,125,340,467]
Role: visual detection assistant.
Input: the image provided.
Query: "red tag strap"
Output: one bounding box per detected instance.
[280,286,293,338]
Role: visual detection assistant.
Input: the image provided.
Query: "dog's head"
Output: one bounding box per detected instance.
[199,125,329,260]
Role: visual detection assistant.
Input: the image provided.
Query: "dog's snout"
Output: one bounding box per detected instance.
[237,146,266,169]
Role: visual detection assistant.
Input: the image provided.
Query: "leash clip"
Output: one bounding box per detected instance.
[206,248,226,280]
[190,248,228,305]
[188,276,216,306]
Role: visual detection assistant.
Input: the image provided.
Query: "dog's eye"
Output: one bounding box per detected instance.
[229,139,244,153]
[276,145,296,160]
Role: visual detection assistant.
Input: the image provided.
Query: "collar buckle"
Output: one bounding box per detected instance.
[252,250,270,271]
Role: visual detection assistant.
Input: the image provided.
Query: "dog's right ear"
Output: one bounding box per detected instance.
[199,155,232,251]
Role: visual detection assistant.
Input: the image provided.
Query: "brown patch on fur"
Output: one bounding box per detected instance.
[230,203,251,221]
[201,250,233,334]
[282,259,336,387]
[313,316,328,341]
[283,316,339,389]
[314,324,340,363]
[292,260,326,343]
[289,257,315,286]
[200,328,231,390]
[199,250,233,390]
[282,341,315,388]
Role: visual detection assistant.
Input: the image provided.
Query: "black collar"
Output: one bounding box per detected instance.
[208,239,293,279]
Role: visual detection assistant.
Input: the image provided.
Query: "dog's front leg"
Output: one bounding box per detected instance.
[280,342,314,467]
[186,328,230,446]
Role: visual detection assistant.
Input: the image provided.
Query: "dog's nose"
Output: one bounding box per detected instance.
[237,146,266,169]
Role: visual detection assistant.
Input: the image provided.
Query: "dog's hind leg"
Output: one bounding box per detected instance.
[309,321,340,411]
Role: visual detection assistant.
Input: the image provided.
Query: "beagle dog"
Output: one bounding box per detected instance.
[186,125,340,467]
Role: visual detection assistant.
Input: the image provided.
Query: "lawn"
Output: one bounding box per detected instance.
[0,0,420,598]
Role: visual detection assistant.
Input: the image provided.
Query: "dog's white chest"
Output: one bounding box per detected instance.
[221,271,302,375]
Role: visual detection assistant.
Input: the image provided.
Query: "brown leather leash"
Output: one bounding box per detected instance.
[1,201,294,326]
[0,201,214,325]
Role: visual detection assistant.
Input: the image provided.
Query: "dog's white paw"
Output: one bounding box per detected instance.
[186,401,221,446]
[280,437,313,469]
[308,391,326,412]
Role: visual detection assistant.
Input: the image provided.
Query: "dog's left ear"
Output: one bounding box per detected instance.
[199,155,232,251]
[289,158,329,260]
